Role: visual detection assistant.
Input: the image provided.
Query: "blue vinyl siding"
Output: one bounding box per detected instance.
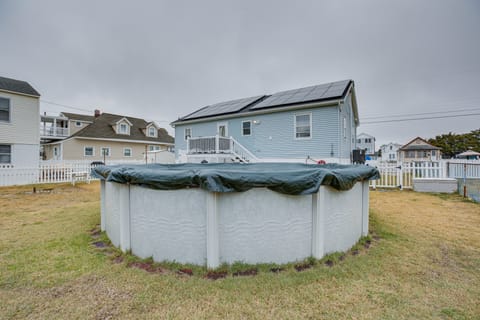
[175,92,357,160]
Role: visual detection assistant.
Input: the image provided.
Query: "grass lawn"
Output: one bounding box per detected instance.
[1,182,479,319]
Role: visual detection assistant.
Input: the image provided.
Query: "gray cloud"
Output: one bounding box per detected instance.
[1,0,479,146]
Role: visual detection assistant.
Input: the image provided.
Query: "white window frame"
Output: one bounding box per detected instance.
[123,148,132,157]
[100,147,111,157]
[294,113,312,140]
[148,126,157,137]
[149,145,161,151]
[343,117,347,141]
[84,146,94,157]
[75,121,82,127]
[0,97,11,123]
[118,123,129,135]
[184,128,192,141]
[242,120,252,136]
[0,144,12,164]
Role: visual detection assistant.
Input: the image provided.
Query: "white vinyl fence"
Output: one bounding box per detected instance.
[0,160,145,187]
[370,160,480,189]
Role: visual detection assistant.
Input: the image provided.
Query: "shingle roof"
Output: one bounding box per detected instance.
[71,112,174,144]
[400,137,441,151]
[0,76,40,97]
[174,80,353,124]
[61,112,95,122]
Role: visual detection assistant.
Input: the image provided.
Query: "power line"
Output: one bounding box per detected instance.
[362,106,480,120]
[361,112,480,125]
[40,100,93,113]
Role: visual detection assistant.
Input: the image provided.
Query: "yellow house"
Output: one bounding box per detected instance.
[41,111,174,162]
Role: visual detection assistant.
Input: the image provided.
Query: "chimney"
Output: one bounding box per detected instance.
[94,109,101,118]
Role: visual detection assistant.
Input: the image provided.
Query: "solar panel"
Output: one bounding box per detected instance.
[182,95,265,120]
[251,80,350,110]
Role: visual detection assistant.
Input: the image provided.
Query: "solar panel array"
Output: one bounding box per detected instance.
[251,80,350,110]
[182,95,265,120]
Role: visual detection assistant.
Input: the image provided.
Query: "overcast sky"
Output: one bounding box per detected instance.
[1,0,479,147]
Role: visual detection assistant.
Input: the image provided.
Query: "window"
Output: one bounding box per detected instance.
[84,147,94,156]
[357,139,361,143]
[75,121,82,127]
[184,128,191,141]
[0,144,11,163]
[295,113,311,139]
[242,121,251,136]
[390,145,393,150]
[119,123,128,134]
[148,126,157,137]
[407,151,415,158]
[343,117,347,141]
[53,147,59,157]
[432,150,436,156]
[149,145,160,151]
[0,97,10,122]
[123,148,132,157]
[101,147,110,157]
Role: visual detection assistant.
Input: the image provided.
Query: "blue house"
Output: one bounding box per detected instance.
[171,79,359,164]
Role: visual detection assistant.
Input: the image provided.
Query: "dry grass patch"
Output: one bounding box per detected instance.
[1,183,479,319]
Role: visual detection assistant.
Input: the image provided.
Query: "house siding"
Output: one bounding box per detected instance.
[48,138,169,161]
[175,98,357,161]
[0,91,39,145]
[0,91,40,167]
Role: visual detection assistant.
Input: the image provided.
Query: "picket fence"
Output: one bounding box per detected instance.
[1,159,479,188]
[0,160,145,187]
[369,160,480,189]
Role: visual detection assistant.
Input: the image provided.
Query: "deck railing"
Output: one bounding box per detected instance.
[40,127,70,137]
[187,135,258,162]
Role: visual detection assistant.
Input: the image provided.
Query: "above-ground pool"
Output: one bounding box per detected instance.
[94,163,378,268]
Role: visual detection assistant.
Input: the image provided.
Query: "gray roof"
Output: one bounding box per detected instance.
[174,79,352,123]
[71,112,174,144]
[400,137,441,151]
[0,76,40,97]
[61,112,95,122]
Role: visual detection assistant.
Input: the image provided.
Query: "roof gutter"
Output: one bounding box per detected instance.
[0,88,40,98]
[171,99,341,127]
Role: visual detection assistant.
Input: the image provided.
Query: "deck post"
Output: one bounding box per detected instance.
[100,180,106,231]
[361,181,369,236]
[119,184,131,252]
[311,187,325,259]
[206,191,220,268]
[215,135,220,154]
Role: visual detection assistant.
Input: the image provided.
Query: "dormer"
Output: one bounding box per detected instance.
[144,122,159,138]
[113,117,133,135]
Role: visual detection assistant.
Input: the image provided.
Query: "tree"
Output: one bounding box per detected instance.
[428,129,480,158]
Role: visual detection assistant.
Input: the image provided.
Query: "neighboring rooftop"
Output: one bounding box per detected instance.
[72,112,174,144]
[175,79,353,123]
[0,76,40,97]
[60,112,95,122]
[400,137,441,151]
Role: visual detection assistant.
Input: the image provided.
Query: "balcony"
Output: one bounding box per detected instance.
[40,126,70,138]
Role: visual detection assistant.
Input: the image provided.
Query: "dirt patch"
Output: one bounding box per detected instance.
[294,263,312,272]
[177,268,193,276]
[205,270,228,280]
[324,260,334,267]
[270,267,285,273]
[233,268,258,277]
[93,241,107,248]
[127,261,165,274]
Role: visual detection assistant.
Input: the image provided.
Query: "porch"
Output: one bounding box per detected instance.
[40,114,69,140]
[187,135,258,163]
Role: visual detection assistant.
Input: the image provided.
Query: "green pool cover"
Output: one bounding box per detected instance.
[92,162,379,195]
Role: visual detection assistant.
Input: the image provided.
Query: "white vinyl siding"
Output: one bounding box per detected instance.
[84,146,94,156]
[0,144,12,163]
[0,97,10,122]
[294,113,312,139]
[242,121,251,136]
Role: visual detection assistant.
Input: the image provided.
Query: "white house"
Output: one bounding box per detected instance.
[172,79,359,164]
[380,142,402,162]
[0,76,40,168]
[356,133,376,156]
